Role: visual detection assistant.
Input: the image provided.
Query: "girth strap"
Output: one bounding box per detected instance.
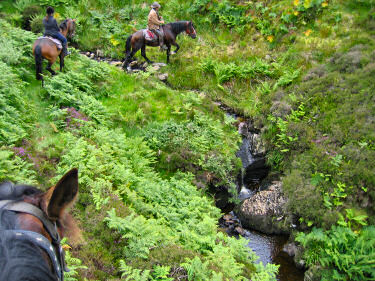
[0,200,59,242]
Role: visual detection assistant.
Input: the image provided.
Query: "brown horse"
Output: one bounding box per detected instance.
[0,168,80,281]
[33,19,76,85]
[124,20,196,68]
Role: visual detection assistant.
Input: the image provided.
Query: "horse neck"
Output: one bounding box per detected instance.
[60,27,68,37]
[170,21,189,36]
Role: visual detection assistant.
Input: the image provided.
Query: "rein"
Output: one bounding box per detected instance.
[0,199,68,280]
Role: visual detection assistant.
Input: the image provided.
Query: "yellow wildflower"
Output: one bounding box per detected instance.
[293,0,299,6]
[110,36,120,46]
[322,2,328,7]
[304,29,312,36]
[55,12,61,20]
[266,35,274,42]
[294,11,299,16]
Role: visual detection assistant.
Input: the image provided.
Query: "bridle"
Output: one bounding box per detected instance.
[185,22,196,37]
[0,184,69,281]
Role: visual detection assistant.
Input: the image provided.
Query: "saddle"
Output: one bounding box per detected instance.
[38,36,63,50]
[143,29,161,42]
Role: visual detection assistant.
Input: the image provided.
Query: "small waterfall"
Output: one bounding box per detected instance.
[236,121,269,200]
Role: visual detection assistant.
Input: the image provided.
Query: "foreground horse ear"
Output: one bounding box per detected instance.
[44,168,78,220]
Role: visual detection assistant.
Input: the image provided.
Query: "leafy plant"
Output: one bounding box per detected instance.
[296,226,375,280]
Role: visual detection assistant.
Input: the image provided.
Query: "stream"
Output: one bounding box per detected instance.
[217,111,305,281]
[81,52,304,280]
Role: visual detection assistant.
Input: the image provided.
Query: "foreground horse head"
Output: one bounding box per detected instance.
[124,20,197,68]
[0,168,80,281]
[33,18,76,86]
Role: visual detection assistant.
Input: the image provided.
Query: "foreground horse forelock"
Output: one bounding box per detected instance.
[33,18,76,86]
[0,168,80,281]
[124,20,197,68]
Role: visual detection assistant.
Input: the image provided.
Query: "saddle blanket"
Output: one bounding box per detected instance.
[38,36,62,50]
[143,29,157,42]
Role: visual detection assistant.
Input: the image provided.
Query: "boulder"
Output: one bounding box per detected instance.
[235,181,291,234]
[157,73,168,82]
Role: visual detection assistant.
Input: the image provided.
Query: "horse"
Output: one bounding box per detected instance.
[32,18,76,86]
[0,168,80,281]
[123,20,196,68]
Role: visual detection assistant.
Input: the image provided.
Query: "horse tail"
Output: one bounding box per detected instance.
[125,34,132,55]
[34,45,43,81]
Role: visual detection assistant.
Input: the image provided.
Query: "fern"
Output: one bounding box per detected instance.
[296,226,375,280]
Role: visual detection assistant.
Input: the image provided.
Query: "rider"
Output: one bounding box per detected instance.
[43,6,70,56]
[148,2,167,50]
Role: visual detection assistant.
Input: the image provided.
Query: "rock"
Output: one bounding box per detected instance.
[86,52,90,56]
[223,214,233,221]
[129,61,138,67]
[265,54,272,61]
[152,62,167,67]
[90,53,95,59]
[110,61,122,66]
[152,65,161,71]
[235,181,290,234]
[282,242,298,257]
[96,49,104,57]
[158,73,168,81]
[250,133,266,156]
[234,226,245,236]
[238,122,248,137]
[304,265,322,281]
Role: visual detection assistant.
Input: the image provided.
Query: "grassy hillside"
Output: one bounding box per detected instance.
[1,0,375,280]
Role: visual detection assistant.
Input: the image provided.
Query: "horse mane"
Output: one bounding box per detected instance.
[0,182,57,281]
[168,21,191,34]
[59,19,71,31]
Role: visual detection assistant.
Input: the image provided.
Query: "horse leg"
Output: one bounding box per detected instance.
[166,44,171,64]
[141,45,153,64]
[172,42,180,54]
[46,61,56,76]
[124,49,136,69]
[59,52,65,72]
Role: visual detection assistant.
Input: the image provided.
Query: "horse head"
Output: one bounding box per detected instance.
[186,21,197,39]
[0,168,80,281]
[60,18,77,39]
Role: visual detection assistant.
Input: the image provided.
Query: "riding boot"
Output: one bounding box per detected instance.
[62,43,70,56]
[159,35,168,50]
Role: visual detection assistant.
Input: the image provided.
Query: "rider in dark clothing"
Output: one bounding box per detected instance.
[43,7,69,56]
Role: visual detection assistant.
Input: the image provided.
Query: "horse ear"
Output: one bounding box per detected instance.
[44,168,78,220]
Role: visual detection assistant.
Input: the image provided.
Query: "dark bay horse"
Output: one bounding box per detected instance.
[33,19,76,85]
[124,20,196,68]
[0,168,80,281]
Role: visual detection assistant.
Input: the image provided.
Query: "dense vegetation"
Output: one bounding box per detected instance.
[1,0,375,280]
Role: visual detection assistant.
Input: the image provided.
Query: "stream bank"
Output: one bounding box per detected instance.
[81,53,305,280]
[216,115,305,281]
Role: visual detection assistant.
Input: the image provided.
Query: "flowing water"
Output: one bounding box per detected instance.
[230,117,305,281]
[244,229,305,281]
